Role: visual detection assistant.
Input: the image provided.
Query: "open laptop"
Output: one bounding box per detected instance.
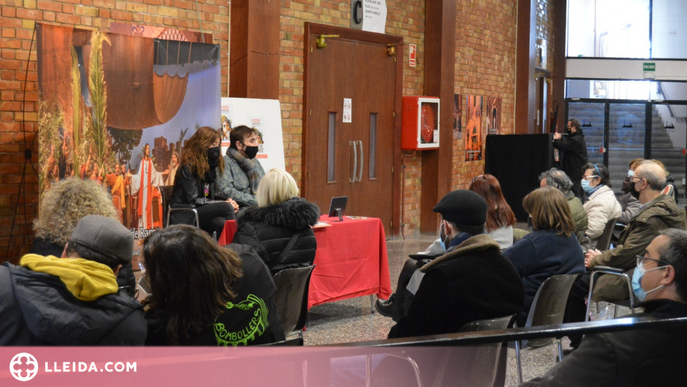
[328,196,348,221]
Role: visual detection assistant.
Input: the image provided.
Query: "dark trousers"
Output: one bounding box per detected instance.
[566,271,592,348]
[197,201,235,237]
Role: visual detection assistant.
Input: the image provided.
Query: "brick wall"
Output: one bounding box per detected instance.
[0,0,229,262]
[1,0,552,260]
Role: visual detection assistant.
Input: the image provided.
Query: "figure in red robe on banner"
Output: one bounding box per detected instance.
[131,143,164,229]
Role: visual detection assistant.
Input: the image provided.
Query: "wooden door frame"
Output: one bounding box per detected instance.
[303,22,403,237]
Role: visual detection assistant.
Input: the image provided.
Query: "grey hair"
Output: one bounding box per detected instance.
[636,161,667,191]
[658,229,687,301]
[538,168,573,193]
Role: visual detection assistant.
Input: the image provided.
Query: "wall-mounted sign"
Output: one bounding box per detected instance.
[343,98,352,123]
[409,44,416,68]
[350,0,387,34]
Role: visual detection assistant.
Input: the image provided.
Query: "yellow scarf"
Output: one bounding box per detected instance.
[20,254,119,301]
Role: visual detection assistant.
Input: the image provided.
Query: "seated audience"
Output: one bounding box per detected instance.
[375,227,447,320]
[502,187,585,326]
[217,125,266,208]
[0,215,146,345]
[580,163,621,249]
[470,174,517,249]
[522,229,687,387]
[387,190,524,339]
[617,158,643,225]
[585,160,686,301]
[232,168,319,273]
[170,126,238,236]
[29,177,135,296]
[539,168,588,235]
[652,158,680,202]
[143,225,284,346]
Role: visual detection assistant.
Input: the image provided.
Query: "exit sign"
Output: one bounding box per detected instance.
[643,63,656,71]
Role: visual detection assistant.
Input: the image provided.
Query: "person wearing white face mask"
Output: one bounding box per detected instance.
[580,163,621,249]
[521,229,687,387]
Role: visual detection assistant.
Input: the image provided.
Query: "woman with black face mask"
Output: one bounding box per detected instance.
[170,127,238,236]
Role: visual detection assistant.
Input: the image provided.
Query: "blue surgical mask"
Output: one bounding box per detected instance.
[581,179,594,193]
[627,170,635,178]
[632,264,666,302]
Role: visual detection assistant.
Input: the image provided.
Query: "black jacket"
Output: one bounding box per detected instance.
[553,130,588,181]
[388,234,524,339]
[522,299,687,387]
[233,197,320,273]
[0,262,146,345]
[170,164,214,207]
[145,243,285,346]
[29,237,136,298]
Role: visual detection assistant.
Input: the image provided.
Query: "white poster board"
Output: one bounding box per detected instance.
[350,0,387,33]
[220,98,286,173]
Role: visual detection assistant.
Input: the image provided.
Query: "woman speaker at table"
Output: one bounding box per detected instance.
[170,127,239,236]
[232,168,319,274]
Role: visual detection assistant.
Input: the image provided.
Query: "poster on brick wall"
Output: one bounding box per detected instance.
[37,24,220,266]
[485,96,502,135]
[465,95,482,161]
[453,94,462,140]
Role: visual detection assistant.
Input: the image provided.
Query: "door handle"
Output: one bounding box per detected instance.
[350,141,357,183]
[357,140,363,182]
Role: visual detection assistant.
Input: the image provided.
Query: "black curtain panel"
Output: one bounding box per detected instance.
[485,134,555,221]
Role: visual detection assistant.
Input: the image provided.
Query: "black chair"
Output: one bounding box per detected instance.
[596,217,619,251]
[585,266,635,321]
[515,273,580,384]
[272,265,316,346]
[160,185,199,228]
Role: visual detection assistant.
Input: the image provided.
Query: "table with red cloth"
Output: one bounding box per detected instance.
[218,215,392,309]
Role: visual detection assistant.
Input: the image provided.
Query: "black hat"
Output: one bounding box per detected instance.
[70,215,133,264]
[433,190,487,226]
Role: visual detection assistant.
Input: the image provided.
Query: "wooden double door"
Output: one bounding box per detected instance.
[303,24,402,236]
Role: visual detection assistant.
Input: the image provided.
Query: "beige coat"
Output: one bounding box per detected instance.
[584,185,621,243]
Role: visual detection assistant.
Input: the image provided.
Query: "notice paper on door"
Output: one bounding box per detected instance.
[343,98,352,123]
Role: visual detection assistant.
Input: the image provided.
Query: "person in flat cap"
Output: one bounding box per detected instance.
[0,215,147,345]
[387,190,524,339]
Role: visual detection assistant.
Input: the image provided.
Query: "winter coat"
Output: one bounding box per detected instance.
[0,261,146,345]
[590,194,687,301]
[233,197,320,273]
[521,299,687,387]
[216,152,265,207]
[553,130,588,197]
[583,185,622,243]
[566,191,589,233]
[170,164,212,207]
[28,237,136,298]
[502,230,585,326]
[145,243,285,346]
[388,234,524,339]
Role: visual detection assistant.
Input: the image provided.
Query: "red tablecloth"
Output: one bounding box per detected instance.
[308,215,392,309]
[218,216,392,309]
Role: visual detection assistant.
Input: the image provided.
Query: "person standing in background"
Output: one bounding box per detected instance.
[553,119,588,199]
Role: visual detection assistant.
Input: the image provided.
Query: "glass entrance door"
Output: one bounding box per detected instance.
[608,103,646,192]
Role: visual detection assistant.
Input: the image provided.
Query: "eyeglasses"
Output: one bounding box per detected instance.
[632,176,645,184]
[636,255,669,269]
[583,175,599,180]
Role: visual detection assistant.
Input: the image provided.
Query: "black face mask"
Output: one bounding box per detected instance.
[621,176,633,194]
[629,183,641,200]
[207,146,221,168]
[243,144,259,159]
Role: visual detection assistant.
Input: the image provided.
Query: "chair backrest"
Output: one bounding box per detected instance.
[525,273,579,347]
[160,185,174,227]
[596,217,618,251]
[272,265,316,334]
[459,314,516,333]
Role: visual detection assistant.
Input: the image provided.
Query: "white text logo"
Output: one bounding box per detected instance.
[10,352,39,382]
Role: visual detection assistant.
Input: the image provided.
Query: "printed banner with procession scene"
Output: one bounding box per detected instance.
[37,24,220,263]
[465,95,482,161]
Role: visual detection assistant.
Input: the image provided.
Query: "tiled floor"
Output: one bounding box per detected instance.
[301,232,627,386]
